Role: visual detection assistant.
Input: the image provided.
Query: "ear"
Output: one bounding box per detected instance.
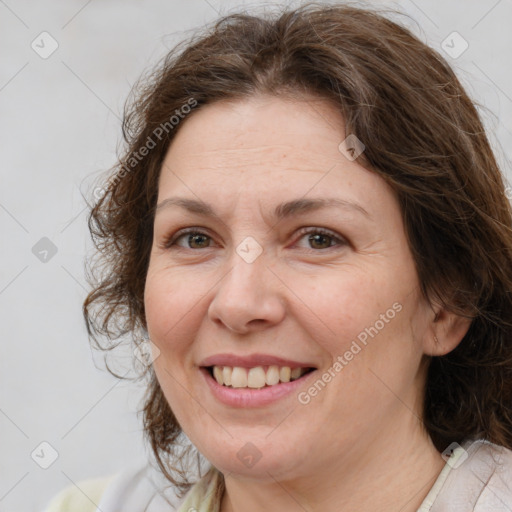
[423,306,473,357]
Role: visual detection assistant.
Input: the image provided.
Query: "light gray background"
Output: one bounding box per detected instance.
[1,0,511,510]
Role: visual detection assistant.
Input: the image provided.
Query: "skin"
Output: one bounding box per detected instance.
[144,93,471,512]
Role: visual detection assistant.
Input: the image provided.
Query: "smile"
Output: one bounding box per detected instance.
[208,365,314,388]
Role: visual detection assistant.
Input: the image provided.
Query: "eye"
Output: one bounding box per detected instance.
[294,227,347,250]
[163,229,214,250]
[162,227,347,251]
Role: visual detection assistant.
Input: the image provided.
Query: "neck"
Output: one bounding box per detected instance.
[220,420,445,512]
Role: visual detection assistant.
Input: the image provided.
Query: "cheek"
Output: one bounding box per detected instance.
[144,268,208,356]
[299,272,396,349]
[300,268,423,381]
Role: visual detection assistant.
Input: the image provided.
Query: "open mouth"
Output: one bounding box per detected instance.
[205,365,316,389]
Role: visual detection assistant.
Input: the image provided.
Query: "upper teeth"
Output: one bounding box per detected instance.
[212,365,308,388]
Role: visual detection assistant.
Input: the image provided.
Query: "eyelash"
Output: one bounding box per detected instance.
[162,227,347,251]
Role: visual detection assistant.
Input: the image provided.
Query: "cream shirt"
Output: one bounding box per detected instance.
[43,438,512,511]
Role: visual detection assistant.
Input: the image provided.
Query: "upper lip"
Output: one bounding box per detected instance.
[199,353,316,368]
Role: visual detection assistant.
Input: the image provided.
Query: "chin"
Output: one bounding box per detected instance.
[192,432,311,481]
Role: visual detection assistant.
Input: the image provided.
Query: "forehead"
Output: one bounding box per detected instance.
[156,94,395,219]
[162,94,345,167]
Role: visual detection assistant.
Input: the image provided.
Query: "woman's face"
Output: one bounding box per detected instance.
[144,94,436,480]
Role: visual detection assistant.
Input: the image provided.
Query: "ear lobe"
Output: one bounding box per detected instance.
[425,307,473,357]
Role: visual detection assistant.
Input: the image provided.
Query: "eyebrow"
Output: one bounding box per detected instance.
[155,196,370,220]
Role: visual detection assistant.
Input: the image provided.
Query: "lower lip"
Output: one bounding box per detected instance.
[201,367,315,408]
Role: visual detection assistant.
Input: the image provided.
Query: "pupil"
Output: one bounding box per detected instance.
[310,234,330,249]
[190,234,208,248]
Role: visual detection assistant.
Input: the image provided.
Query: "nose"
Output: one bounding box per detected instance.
[207,254,286,334]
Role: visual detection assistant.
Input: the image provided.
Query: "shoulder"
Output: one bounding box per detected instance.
[43,474,117,512]
[469,439,512,510]
[44,462,194,512]
[432,438,512,511]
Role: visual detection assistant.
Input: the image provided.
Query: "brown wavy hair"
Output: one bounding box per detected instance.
[83,1,512,493]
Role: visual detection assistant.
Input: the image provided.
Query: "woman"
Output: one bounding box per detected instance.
[45,2,512,511]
